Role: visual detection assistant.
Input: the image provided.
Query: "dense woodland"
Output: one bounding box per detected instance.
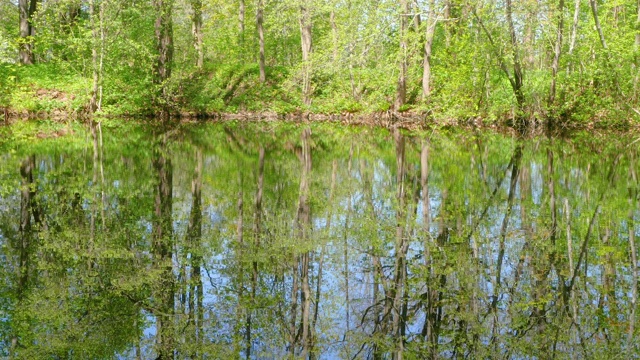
[0,0,640,124]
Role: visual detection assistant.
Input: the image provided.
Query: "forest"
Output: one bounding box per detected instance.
[1,0,639,126]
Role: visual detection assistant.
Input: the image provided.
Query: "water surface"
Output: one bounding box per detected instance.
[0,122,638,359]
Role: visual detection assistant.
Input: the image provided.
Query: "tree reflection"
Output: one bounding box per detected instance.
[0,123,638,359]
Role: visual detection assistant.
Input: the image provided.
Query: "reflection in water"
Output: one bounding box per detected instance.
[0,122,638,359]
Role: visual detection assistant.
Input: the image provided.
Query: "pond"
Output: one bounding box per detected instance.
[0,121,638,359]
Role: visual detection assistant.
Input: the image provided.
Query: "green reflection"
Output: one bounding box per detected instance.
[0,122,638,359]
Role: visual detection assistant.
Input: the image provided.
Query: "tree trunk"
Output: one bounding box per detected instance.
[239,0,245,53]
[396,0,409,109]
[257,0,265,82]
[505,0,525,110]
[299,3,313,106]
[191,0,204,67]
[422,0,437,101]
[246,146,264,359]
[152,137,175,359]
[589,0,607,49]
[391,128,408,359]
[19,0,38,64]
[90,0,99,112]
[297,128,312,358]
[153,0,174,92]
[627,163,638,353]
[569,0,580,54]
[549,0,565,106]
[187,149,203,357]
[636,0,640,48]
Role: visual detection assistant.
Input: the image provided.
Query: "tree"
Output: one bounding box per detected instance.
[422,0,438,100]
[191,0,204,68]
[299,0,312,106]
[257,0,265,82]
[396,0,409,109]
[548,0,565,106]
[18,0,38,64]
[153,0,174,96]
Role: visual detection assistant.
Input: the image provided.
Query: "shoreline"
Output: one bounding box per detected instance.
[2,107,640,136]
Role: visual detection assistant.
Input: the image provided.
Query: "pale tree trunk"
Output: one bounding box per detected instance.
[19,0,38,64]
[191,0,204,67]
[239,0,245,47]
[297,128,312,358]
[422,0,437,101]
[257,0,265,82]
[589,0,607,49]
[420,139,443,360]
[90,0,100,112]
[569,0,580,55]
[300,2,313,106]
[98,2,105,110]
[246,146,264,359]
[396,0,409,109]
[186,149,203,358]
[152,137,175,359]
[634,0,640,100]
[549,0,565,106]
[636,0,640,48]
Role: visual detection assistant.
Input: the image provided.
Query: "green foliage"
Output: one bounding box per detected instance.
[1,0,640,123]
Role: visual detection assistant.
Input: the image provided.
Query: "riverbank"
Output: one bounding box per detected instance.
[2,63,639,132]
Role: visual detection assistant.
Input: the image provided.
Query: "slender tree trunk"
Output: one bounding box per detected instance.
[186,149,203,357]
[589,0,607,49]
[634,0,640,100]
[628,163,638,353]
[549,0,565,106]
[396,0,409,109]
[505,0,525,110]
[636,0,640,48]
[422,0,437,101]
[257,0,265,82]
[239,0,245,58]
[97,2,105,111]
[152,136,175,359]
[297,128,312,358]
[569,0,580,55]
[153,0,174,97]
[289,255,299,357]
[19,0,37,64]
[191,0,204,67]
[300,2,313,106]
[90,0,99,112]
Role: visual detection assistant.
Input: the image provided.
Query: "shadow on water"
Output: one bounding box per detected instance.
[0,120,638,359]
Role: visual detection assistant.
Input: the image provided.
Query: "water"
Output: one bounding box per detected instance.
[0,121,638,359]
